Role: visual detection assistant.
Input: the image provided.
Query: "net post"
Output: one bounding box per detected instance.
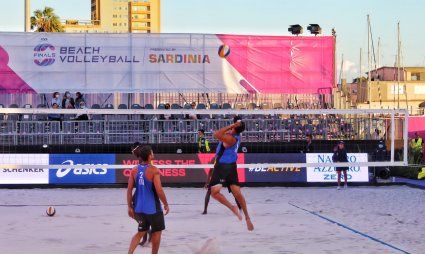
[390,111,395,163]
[403,109,409,165]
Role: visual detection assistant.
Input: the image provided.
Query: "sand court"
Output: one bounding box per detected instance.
[0,186,422,254]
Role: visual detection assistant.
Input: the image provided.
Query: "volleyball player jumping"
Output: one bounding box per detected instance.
[210,119,254,231]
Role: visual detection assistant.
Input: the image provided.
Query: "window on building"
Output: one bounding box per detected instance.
[113,23,117,26]
[411,73,421,81]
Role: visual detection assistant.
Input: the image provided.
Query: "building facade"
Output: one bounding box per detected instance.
[64,0,160,33]
[355,67,425,113]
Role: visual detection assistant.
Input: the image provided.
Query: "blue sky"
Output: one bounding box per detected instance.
[0,0,424,81]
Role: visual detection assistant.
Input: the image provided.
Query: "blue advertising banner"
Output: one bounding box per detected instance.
[49,154,116,184]
[244,154,306,182]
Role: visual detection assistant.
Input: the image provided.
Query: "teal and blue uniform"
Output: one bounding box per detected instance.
[133,164,165,232]
[215,134,241,163]
[210,134,241,187]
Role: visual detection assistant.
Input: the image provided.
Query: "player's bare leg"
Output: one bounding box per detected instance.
[211,185,242,220]
[230,185,254,231]
[150,231,162,254]
[337,171,342,189]
[343,170,348,188]
[128,231,147,254]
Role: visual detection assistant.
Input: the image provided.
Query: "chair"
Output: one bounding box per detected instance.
[234,103,245,110]
[144,104,154,109]
[36,104,48,121]
[196,103,209,119]
[90,104,102,120]
[21,104,33,121]
[273,103,283,109]
[7,104,19,121]
[222,103,232,109]
[210,103,220,109]
[247,102,257,110]
[260,102,271,109]
[144,104,154,120]
[118,104,128,109]
[157,103,166,109]
[130,104,142,120]
[171,104,183,119]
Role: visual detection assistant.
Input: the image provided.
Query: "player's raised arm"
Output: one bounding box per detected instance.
[213,121,240,146]
[151,166,169,215]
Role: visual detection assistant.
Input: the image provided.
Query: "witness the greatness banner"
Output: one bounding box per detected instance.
[0,33,334,94]
[245,154,306,182]
[116,153,246,184]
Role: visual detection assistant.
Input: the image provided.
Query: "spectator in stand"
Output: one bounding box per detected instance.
[48,103,61,121]
[164,103,171,120]
[51,92,61,107]
[197,129,211,153]
[373,128,380,140]
[332,141,349,190]
[62,91,75,109]
[75,92,85,109]
[74,101,89,121]
[302,134,314,153]
[187,102,197,120]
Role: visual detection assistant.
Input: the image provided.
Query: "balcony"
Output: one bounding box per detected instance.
[132,10,151,15]
[63,19,101,27]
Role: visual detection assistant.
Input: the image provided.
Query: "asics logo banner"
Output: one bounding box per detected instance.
[56,160,108,178]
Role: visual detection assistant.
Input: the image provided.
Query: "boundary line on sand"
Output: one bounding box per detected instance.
[288,202,411,254]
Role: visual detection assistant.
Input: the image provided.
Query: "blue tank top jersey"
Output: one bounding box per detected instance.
[216,134,241,164]
[133,164,162,215]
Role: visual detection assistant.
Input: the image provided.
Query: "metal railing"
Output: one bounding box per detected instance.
[0,117,389,145]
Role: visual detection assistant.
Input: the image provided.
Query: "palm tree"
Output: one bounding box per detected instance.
[30,7,64,32]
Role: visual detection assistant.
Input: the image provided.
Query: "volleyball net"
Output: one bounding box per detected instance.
[0,108,408,184]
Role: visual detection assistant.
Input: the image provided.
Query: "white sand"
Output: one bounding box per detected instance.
[0,186,423,254]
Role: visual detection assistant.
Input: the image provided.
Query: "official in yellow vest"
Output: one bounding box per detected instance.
[198,129,210,153]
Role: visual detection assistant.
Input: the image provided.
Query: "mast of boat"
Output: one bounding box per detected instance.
[367,15,371,109]
[397,21,401,110]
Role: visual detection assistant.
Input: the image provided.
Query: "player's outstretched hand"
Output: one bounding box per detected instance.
[163,204,170,215]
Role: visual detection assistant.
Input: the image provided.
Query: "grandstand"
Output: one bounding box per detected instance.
[0,99,387,147]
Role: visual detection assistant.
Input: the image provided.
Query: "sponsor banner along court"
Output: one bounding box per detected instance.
[306,153,369,182]
[49,154,116,184]
[0,154,49,184]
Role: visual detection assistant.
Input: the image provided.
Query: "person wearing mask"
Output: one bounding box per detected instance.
[51,92,61,108]
[61,91,75,109]
[197,129,210,153]
[48,103,61,121]
[74,101,89,121]
[332,141,349,190]
[75,92,85,109]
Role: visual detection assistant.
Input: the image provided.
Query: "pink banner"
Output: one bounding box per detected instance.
[409,116,425,137]
[218,35,335,94]
[0,33,335,94]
